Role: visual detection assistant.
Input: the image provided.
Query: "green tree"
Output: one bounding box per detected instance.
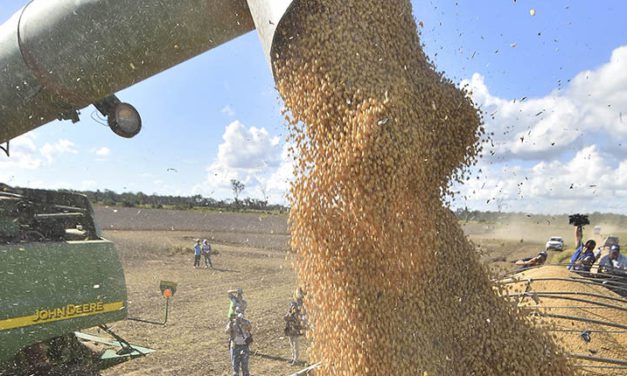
[230,179,245,205]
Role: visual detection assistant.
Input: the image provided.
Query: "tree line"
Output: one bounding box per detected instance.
[66,179,287,212]
[54,182,627,221]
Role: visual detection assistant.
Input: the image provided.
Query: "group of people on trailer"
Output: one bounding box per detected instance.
[567,225,626,275]
[224,287,308,376]
[515,225,626,277]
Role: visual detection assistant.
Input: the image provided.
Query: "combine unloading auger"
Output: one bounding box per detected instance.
[0,0,298,145]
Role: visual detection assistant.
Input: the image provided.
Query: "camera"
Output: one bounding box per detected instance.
[569,214,590,227]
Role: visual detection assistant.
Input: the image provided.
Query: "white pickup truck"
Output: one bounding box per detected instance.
[545,236,564,251]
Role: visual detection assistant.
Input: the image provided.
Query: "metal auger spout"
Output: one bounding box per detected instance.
[246,0,299,75]
[0,0,302,145]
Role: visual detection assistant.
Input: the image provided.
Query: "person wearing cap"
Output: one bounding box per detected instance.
[193,239,202,269]
[225,308,252,376]
[599,244,627,274]
[568,225,597,273]
[202,239,213,268]
[284,288,307,365]
[228,288,248,319]
[514,250,548,270]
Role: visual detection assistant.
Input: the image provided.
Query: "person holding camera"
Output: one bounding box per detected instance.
[568,225,597,273]
[226,307,253,376]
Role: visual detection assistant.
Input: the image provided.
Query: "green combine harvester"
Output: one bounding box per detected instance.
[0,184,133,372]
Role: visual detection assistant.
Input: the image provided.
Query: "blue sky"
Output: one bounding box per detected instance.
[1,1,626,214]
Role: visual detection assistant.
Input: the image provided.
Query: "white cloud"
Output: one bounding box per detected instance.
[458,145,627,214]
[216,121,282,170]
[40,139,78,164]
[1,136,82,190]
[95,147,111,157]
[463,45,627,161]
[0,136,77,171]
[192,120,292,204]
[221,105,236,117]
[80,180,98,190]
[264,143,294,204]
[457,45,627,214]
[11,179,73,191]
[0,134,42,170]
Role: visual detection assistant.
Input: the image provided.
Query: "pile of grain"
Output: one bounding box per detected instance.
[274,1,574,374]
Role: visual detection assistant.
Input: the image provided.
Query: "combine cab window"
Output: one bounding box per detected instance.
[0,184,99,243]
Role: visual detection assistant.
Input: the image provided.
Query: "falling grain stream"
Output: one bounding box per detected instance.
[274,1,575,374]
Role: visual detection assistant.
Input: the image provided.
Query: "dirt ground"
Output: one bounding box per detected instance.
[90,207,625,375]
[93,207,302,376]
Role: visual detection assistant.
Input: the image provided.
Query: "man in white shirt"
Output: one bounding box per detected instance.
[202,239,213,268]
[599,244,626,274]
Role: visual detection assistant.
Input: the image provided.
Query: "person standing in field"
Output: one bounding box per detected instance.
[202,239,213,268]
[226,308,253,376]
[228,288,248,318]
[284,288,307,365]
[193,239,201,269]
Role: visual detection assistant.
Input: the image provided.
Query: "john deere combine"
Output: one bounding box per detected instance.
[0,184,128,371]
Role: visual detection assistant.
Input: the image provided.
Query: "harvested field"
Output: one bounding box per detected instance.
[91,207,625,375]
[94,207,289,251]
[94,208,304,376]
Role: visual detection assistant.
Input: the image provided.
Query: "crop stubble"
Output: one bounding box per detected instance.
[274,1,574,374]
